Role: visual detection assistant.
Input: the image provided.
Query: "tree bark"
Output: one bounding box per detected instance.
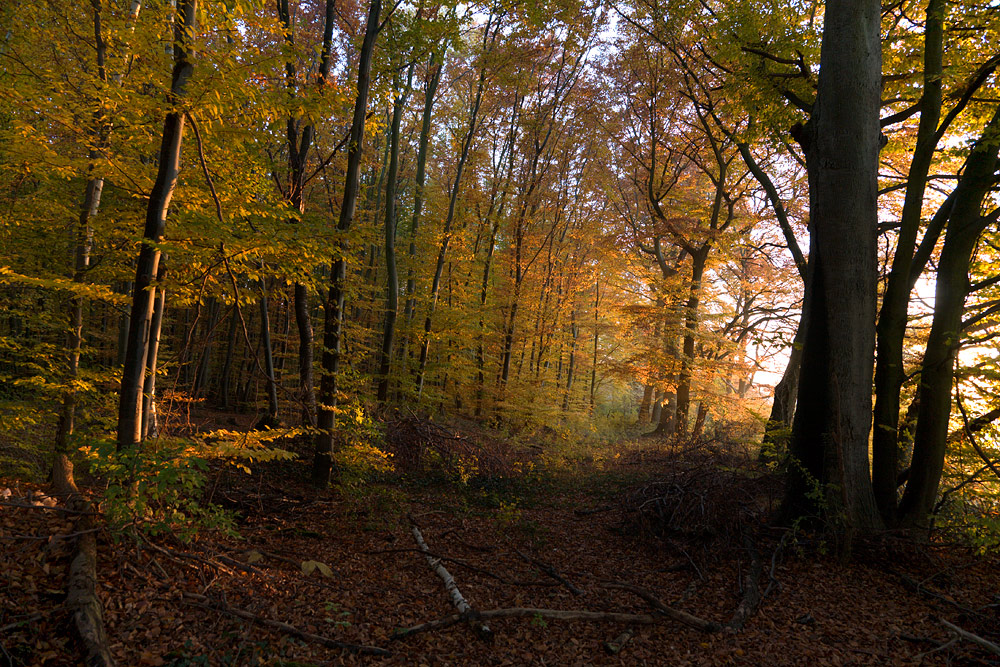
[117,0,196,451]
[781,0,883,532]
[312,0,381,486]
[377,66,413,403]
[871,0,945,524]
[898,105,1000,527]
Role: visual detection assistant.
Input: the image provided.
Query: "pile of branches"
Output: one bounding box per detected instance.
[619,443,782,557]
[384,416,530,485]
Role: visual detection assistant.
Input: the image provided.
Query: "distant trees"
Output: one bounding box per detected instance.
[1,0,998,533]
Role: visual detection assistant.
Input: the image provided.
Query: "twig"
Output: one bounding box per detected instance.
[393,607,663,639]
[0,613,47,633]
[891,569,982,617]
[515,549,584,595]
[603,582,721,633]
[180,593,391,656]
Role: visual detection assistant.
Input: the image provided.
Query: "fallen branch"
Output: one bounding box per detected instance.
[393,607,662,639]
[938,617,1000,657]
[891,569,982,617]
[603,582,721,633]
[516,549,584,595]
[180,593,391,656]
[410,520,492,640]
[53,456,116,667]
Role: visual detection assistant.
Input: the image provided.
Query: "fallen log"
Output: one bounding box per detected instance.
[53,454,116,667]
[180,593,391,656]
[410,520,492,640]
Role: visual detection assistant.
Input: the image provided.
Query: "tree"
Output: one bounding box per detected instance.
[117,0,197,452]
[781,0,883,530]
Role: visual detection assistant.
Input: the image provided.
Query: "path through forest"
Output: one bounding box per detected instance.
[2,429,999,666]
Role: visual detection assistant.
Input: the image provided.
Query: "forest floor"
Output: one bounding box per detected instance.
[2,416,1000,666]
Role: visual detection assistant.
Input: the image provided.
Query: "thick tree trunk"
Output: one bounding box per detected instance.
[117,0,195,451]
[638,384,654,424]
[312,0,381,486]
[781,0,882,532]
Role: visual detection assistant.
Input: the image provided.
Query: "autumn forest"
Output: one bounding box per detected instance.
[2,0,1000,663]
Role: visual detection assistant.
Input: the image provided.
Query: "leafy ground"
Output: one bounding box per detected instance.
[2,426,1000,666]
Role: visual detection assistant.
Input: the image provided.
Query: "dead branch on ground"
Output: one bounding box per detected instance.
[602,582,721,632]
[180,592,391,656]
[410,519,493,640]
[516,549,584,595]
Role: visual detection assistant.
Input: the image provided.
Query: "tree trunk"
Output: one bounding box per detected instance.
[258,278,279,425]
[377,66,413,403]
[312,0,381,486]
[898,105,1000,527]
[674,248,708,438]
[278,0,335,428]
[871,0,945,524]
[54,170,102,470]
[762,323,804,452]
[404,53,444,325]
[781,0,882,532]
[117,0,195,451]
[416,58,488,397]
[140,265,166,440]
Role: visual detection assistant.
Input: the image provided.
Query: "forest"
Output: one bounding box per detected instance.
[1,0,999,663]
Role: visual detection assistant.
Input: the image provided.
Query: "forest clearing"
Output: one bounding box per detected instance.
[2,0,1000,663]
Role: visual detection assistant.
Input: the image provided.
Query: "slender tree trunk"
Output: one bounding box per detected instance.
[117,0,196,451]
[898,105,1000,527]
[416,57,489,397]
[312,0,381,486]
[377,66,413,403]
[405,53,443,325]
[278,0,334,427]
[54,171,102,475]
[140,267,165,440]
[218,307,237,409]
[589,280,601,413]
[762,324,804,451]
[258,278,279,425]
[674,248,708,438]
[871,0,945,524]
